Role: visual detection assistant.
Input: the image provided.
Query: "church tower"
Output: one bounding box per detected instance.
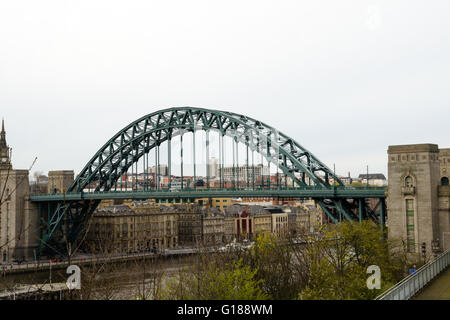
[0,118,39,263]
[0,118,12,170]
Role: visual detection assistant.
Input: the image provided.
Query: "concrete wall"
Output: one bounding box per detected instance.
[438,186,450,250]
[47,170,74,194]
[387,144,441,260]
[0,169,39,263]
[439,149,450,251]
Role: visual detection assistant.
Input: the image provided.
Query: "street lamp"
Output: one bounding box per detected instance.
[366,165,369,187]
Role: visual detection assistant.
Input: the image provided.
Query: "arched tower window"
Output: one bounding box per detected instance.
[405,176,414,188]
[442,177,449,186]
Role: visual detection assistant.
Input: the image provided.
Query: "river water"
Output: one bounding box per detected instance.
[0,254,197,300]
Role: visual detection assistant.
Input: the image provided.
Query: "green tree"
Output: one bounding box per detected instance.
[299,221,404,300]
[162,258,268,300]
[243,234,307,299]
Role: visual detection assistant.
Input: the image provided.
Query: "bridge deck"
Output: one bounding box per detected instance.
[30,187,386,202]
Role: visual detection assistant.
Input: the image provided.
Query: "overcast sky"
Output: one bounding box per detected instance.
[1,0,449,179]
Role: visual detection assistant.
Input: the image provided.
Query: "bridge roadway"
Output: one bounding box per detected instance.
[29,186,386,202]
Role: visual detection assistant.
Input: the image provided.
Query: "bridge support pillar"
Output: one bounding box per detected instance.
[380,198,386,230]
[359,199,364,222]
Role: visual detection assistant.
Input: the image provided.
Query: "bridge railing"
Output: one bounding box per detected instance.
[376,249,450,300]
[0,247,200,275]
[30,185,386,197]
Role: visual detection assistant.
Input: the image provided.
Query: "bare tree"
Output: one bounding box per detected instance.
[0,157,38,255]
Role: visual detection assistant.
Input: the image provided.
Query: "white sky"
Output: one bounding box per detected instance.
[1,0,449,179]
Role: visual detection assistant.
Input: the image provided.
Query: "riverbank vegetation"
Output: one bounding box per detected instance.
[158,221,414,300]
[1,221,417,300]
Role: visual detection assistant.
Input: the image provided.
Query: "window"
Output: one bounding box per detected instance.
[405,176,414,188]
[406,199,415,253]
[441,177,449,186]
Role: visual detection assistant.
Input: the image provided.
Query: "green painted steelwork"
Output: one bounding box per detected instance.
[31,107,387,257]
[31,186,386,202]
[69,107,343,193]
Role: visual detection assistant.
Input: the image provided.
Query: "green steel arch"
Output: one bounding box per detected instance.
[36,107,385,257]
[69,107,342,193]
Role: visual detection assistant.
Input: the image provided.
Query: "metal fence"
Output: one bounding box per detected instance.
[0,248,199,275]
[376,249,450,300]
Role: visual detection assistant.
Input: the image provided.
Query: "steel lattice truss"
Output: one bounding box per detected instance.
[34,107,386,257]
[70,107,343,193]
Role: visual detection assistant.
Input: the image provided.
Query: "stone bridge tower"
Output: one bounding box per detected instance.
[387,144,446,262]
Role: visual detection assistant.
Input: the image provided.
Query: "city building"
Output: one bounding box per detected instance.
[201,210,224,245]
[224,205,254,241]
[266,207,289,237]
[294,202,323,233]
[252,211,272,239]
[218,164,269,185]
[0,120,39,263]
[223,215,236,243]
[235,209,253,241]
[86,204,179,254]
[332,173,356,185]
[295,208,311,233]
[132,204,178,251]
[30,173,49,194]
[194,197,232,210]
[176,205,202,247]
[208,157,219,178]
[272,197,298,206]
[287,212,297,236]
[48,171,75,194]
[147,165,169,177]
[387,144,450,260]
[97,199,127,209]
[0,120,12,171]
[233,197,273,207]
[358,173,388,186]
[166,177,194,190]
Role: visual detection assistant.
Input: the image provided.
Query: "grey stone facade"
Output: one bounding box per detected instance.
[387,144,450,260]
[0,170,39,262]
[0,120,39,263]
[48,170,75,194]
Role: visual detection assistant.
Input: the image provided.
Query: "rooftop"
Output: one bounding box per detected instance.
[388,144,439,154]
[358,173,387,180]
